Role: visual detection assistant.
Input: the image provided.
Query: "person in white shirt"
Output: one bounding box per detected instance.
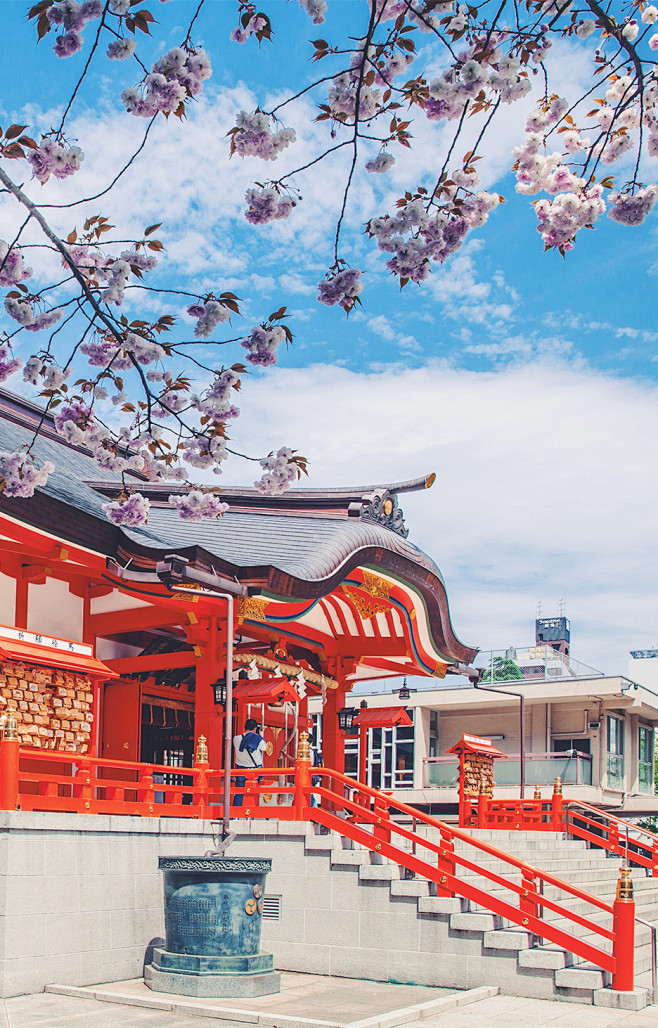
[232,718,266,807]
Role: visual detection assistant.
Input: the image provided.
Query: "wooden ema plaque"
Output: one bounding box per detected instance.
[446,734,507,828]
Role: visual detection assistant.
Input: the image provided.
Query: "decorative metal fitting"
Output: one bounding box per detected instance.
[522,918,529,926]
[440,876,447,884]
[553,776,562,795]
[2,714,18,741]
[534,786,541,800]
[297,731,311,762]
[616,866,634,902]
[195,735,209,763]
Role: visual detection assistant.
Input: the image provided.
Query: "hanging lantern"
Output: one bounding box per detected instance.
[337,706,357,732]
[398,678,411,702]
[212,680,226,707]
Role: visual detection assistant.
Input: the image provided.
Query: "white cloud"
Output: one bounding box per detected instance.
[219,359,658,675]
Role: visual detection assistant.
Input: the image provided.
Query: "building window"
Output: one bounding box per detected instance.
[639,725,654,795]
[345,714,415,789]
[607,714,624,789]
[429,710,439,758]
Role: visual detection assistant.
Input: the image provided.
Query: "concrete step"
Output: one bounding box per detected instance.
[483,928,533,952]
[555,964,611,991]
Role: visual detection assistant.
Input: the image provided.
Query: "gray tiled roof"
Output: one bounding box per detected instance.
[0,400,443,584]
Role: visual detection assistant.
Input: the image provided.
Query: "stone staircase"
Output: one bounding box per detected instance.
[301,824,655,1010]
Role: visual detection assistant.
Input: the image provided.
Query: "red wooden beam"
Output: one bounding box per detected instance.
[106,650,198,674]
[87,605,185,638]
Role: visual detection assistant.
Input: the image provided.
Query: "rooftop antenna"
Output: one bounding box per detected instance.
[536,600,542,619]
[559,593,566,618]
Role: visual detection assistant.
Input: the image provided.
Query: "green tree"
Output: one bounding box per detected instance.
[482,657,524,684]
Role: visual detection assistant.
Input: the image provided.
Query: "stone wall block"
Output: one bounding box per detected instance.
[110,906,162,950]
[4,914,47,959]
[268,941,331,976]
[359,909,420,952]
[304,908,359,949]
[329,945,389,982]
[6,837,44,877]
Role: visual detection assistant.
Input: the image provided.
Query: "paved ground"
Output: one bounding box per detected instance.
[1,983,658,1027]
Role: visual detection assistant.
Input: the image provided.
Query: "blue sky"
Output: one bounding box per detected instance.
[1,0,657,672]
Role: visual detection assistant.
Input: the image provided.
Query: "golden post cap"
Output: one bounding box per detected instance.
[553,776,562,795]
[616,866,634,902]
[195,735,209,763]
[2,714,18,740]
[297,730,311,762]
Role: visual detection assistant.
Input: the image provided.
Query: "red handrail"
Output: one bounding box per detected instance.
[308,767,633,985]
[565,800,658,871]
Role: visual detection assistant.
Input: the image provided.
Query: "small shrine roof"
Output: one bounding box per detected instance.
[446,733,507,758]
[353,705,413,729]
[232,677,301,704]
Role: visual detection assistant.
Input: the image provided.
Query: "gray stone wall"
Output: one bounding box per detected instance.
[0,812,536,1000]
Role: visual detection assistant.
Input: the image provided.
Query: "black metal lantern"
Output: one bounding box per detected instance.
[337,706,357,732]
[212,680,227,707]
[398,678,410,702]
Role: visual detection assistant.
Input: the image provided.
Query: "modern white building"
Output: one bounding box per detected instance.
[310,621,658,816]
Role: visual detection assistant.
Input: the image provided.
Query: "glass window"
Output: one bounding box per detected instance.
[607,714,624,789]
[639,725,654,795]
[429,710,439,759]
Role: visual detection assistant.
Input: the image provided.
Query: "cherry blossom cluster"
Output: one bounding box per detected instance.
[533,186,607,251]
[608,186,658,225]
[187,299,232,338]
[67,246,157,306]
[22,359,69,391]
[27,138,84,184]
[107,38,136,61]
[254,447,298,494]
[4,298,63,333]
[80,329,165,370]
[366,153,395,174]
[240,324,286,366]
[47,0,103,59]
[244,186,297,224]
[230,6,270,44]
[230,112,296,160]
[0,242,32,288]
[0,346,21,384]
[122,47,212,118]
[366,176,500,285]
[0,451,55,498]
[192,368,241,422]
[376,0,445,32]
[298,0,326,23]
[317,267,364,313]
[183,435,228,472]
[424,50,532,127]
[168,490,229,520]
[102,492,151,527]
[325,72,383,123]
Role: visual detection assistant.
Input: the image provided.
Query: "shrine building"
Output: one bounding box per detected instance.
[0,388,477,785]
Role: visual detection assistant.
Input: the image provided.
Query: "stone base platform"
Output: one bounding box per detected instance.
[47,972,472,1028]
[146,947,280,998]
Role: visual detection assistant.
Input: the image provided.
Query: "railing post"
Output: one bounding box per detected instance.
[477,789,488,829]
[520,872,540,938]
[138,771,156,817]
[194,736,210,820]
[652,840,658,878]
[373,794,390,845]
[551,777,564,832]
[293,731,311,822]
[75,757,94,814]
[436,827,455,898]
[0,716,20,811]
[612,867,635,992]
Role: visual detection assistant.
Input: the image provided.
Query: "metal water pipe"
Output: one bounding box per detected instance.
[473,676,526,800]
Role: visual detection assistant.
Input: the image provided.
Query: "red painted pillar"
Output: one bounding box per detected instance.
[0,719,20,811]
[322,684,345,774]
[193,616,223,768]
[358,724,367,785]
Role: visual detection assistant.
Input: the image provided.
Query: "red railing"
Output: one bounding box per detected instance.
[461,786,658,876]
[0,738,638,992]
